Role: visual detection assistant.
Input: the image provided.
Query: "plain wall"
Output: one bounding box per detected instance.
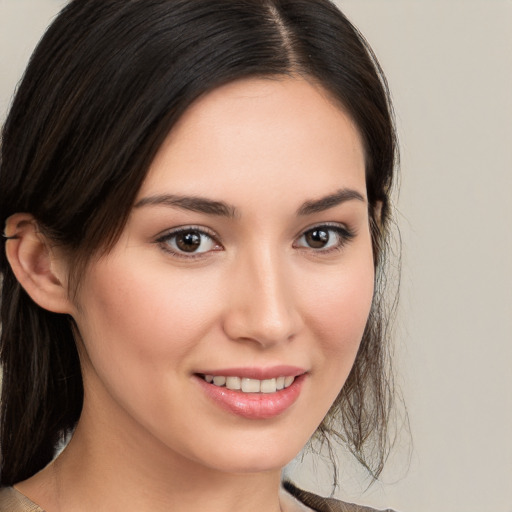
[291,2,512,512]
[1,1,511,511]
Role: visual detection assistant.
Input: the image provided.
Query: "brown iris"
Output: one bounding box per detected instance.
[305,229,329,248]
[175,231,202,252]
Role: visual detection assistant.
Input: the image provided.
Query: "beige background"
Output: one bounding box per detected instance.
[1,1,511,511]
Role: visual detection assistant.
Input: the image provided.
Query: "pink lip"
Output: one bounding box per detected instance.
[195,371,307,420]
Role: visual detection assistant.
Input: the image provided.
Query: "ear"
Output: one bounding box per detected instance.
[4,213,74,314]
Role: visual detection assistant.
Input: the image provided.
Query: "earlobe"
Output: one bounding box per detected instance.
[4,213,74,314]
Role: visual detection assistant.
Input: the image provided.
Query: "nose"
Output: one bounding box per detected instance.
[222,248,302,348]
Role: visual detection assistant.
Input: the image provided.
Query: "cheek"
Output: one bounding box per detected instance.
[297,248,375,402]
[73,259,221,386]
[301,263,374,348]
[72,259,229,440]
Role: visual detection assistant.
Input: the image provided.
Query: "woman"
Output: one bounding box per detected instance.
[0,0,398,510]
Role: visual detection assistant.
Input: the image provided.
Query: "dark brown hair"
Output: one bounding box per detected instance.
[0,0,398,487]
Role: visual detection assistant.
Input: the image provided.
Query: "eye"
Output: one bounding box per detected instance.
[294,224,355,252]
[156,227,221,257]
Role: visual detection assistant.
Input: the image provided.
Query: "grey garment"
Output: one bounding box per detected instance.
[284,481,396,512]
[0,482,397,512]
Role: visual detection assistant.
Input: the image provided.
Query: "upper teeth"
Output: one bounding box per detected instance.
[203,375,295,393]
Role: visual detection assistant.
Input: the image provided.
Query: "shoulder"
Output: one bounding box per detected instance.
[283,481,396,512]
[0,487,45,512]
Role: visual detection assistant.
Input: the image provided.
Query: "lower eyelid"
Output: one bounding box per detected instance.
[155,227,222,256]
[294,225,355,248]
[155,224,355,256]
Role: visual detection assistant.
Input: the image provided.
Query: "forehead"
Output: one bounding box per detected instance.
[138,77,366,205]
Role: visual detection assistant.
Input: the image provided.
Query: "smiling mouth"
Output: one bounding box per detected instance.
[199,374,296,394]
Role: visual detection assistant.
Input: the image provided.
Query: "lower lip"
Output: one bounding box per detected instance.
[195,374,306,419]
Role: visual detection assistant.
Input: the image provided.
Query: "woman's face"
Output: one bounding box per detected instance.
[70,77,374,474]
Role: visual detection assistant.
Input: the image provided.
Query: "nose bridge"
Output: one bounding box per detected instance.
[223,244,299,346]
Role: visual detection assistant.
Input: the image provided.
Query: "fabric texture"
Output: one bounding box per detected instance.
[0,487,44,511]
[284,481,396,512]
[0,482,395,512]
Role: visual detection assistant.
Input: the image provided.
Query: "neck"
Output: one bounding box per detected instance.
[17,403,286,512]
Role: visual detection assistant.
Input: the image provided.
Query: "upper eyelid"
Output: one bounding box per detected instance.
[293,223,356,249]
[155,226,222,259]
[294,221,354,239]
[155,225,219,241]
[153,222,355,247]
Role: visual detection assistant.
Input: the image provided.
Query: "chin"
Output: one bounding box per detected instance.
[182,431,306,475]
[210,451,296,475]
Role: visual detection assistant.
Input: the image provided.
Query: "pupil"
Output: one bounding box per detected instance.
[306,229,329,248]
[176,231,201,252]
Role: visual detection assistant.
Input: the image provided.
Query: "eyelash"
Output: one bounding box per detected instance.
[293,223,356,255]
[155,225,221,259]
[155,223,356,259]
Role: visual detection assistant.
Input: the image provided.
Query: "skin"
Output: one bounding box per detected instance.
[11,77,374,512]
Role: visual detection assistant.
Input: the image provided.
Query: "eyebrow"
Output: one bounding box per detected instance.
[296,188,366,215]
[134,187,365,218]
[134,194,237,218]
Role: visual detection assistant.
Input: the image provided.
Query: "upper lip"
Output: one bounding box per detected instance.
[195,365,307,380]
